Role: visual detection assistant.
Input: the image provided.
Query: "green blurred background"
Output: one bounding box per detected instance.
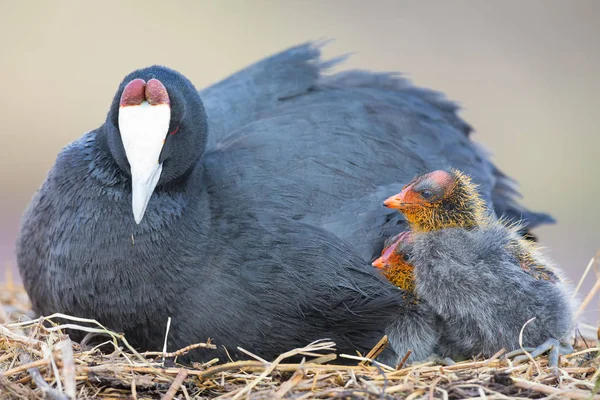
[0,1,598,322]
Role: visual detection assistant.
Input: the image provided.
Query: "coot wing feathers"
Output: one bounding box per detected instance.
[201,43,552,254]
[201,42,337,148]
[201,83,494,260]
[164,209,407,361]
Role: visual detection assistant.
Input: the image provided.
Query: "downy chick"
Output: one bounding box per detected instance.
[383,169,576,367]
[371,231,443,364]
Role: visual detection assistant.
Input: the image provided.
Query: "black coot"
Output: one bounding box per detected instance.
[16,43,552,363]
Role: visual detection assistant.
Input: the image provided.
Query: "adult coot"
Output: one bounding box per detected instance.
[16,43,553,363]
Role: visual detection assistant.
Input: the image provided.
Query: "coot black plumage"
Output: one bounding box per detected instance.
[16,42,553,363]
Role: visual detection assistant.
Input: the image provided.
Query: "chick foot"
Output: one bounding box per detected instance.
[425,353,457,366]
[505,338,573,370]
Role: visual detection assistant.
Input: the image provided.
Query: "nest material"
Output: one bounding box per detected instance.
[1,261,599,400]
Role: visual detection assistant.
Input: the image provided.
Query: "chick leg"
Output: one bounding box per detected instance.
[506,338,573,368]
[424,353,457,366]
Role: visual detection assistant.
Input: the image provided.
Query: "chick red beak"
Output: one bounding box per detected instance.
[372,255,388,270]
[372,235,404,270]
[383,187,410,209]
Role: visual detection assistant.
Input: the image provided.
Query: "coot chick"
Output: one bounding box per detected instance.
[370,231,443,364]
[372,232,415,293]
[383,170,576,366]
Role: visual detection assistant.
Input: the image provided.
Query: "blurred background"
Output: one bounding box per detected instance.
[0,1,598,322]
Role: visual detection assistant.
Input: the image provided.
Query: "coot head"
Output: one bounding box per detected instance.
[103,66,207,223]
[383,169,488,231]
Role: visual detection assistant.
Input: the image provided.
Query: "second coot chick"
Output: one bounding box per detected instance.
[372,232,415,293]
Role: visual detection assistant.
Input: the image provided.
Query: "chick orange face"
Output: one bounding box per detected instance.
[372,235,404,270]
[384,170,455,211]
[383,169,486,232]
[372,234,415,292]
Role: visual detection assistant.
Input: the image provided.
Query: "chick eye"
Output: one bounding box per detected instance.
[420,190,434,200]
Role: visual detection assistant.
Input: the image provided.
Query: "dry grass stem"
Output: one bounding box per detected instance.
[163,367,189,400]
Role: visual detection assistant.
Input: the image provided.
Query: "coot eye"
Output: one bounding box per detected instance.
[421,190,434,200]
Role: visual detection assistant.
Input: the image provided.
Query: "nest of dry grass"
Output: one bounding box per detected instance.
[1,259,599,400]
